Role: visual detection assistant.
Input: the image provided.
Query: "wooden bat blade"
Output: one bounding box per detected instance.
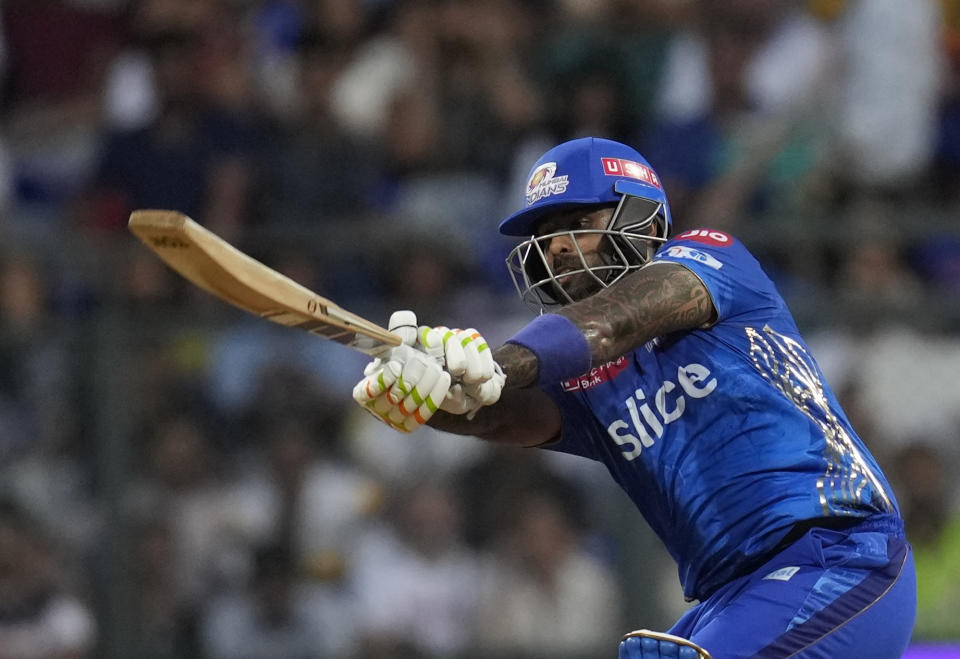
[128,210,401,356]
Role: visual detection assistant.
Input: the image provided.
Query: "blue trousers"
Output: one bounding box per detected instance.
[668,516,917,658]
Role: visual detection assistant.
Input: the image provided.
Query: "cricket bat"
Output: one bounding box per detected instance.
[128,210,402,356]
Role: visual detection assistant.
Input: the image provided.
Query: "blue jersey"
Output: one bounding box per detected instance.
[540,228,900,601]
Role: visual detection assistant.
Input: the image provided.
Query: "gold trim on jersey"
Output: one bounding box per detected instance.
[746,325,893,515]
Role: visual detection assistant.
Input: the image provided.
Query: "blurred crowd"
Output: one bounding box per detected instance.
[1,0,960,657]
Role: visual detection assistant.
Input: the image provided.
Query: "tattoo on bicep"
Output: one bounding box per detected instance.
[562,265,714,362]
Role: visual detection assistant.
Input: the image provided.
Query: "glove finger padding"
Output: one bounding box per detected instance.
[424,326,466,377]
[417,326,451,365]
[353,309,418,408]
[471,362,505,405]
[354,314,452,432]
[373,345,450,431]
[355,361,450,433]
[386,348,441,412]
[456,328,494,383]
[441,361,505,419]
[353,359,399,405]
[440,383,479,416]
[418,325,494,384]
[387,369,451,431]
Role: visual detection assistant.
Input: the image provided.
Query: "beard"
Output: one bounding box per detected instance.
[549,252,615,302]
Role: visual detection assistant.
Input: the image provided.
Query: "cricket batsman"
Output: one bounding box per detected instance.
[353,137,917,657]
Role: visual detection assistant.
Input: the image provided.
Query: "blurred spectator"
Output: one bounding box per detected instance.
[82,26,257,236]
[115,241,182,313]
[0,254,95,557]
[350,478,483,658]
[226,411,383,584]
[254,30,378,226]
[0,501,97,659]
[346,404,488,488]
[1,0,127,214]
[832,326,960,452]
[0,140,10,216]
[824,0,944,195]
[125,517,200,659]
[347,636,428,659]
[355,1,543,252]
[201,543,353,659]
[890,441,960,641]
[329,0,431,141]
[0,253,47,337]
[455,445,585,551]
[832,200,926,311]
[538,0,685,141]
[910,232,960,293]
[206,314,368,426]
[645,0,831,230]
[126,412,247,606]
[0,7,14,215]
[473,488,622,658]
[932,0,960,202]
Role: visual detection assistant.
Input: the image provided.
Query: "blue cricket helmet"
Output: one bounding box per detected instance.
[501,137,673,310]
[499,137,672,237]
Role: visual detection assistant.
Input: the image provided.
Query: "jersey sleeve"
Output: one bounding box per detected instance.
[650,228,782,323]
[534,383,604,461]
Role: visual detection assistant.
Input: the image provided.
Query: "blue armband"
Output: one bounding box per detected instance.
[505,313,591,386]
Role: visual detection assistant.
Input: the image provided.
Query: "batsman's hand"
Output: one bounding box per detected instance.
[352,311,451,433]
[417,324,506,417]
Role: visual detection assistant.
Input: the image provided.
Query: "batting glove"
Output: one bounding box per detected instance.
[418,326,495,383]
[618,630,712,659]
[352,311,451,433]
[417,324,505,417]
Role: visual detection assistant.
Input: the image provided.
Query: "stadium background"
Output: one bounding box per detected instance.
[0,0,959,657]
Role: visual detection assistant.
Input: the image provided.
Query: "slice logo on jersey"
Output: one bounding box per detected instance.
[675,229,733,247]
[561,356,631,392]
[526,162,569,204]
[607,363,718,461]
[660,245,724,270]
[601,157,662,188]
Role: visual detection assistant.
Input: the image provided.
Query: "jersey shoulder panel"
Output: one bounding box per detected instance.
[652,228,782,322]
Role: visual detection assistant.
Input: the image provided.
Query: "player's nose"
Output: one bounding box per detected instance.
[545,232,574,255]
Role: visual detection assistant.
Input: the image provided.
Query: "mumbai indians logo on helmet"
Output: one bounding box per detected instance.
[526,162,569,204]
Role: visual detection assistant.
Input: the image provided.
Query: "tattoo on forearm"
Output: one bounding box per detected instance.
[561,264,714,365]
[492,343,540,389]
[483,264,713,392]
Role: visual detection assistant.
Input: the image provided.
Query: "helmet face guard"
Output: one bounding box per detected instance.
[506,181,671,311]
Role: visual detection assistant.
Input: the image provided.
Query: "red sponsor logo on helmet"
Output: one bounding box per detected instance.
[601,157,662,189]
[675,229,732,247]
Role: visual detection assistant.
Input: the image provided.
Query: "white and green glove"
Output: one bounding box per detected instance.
[352,311,506,432]
[352,311,452,433]
[418,324,505,417]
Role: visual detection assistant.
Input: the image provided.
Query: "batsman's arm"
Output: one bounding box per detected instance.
[429,384,561,446]
[507,261,715,387]
[428,262,715,444]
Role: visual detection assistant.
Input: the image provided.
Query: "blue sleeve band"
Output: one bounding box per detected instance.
[505,313,591,386]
